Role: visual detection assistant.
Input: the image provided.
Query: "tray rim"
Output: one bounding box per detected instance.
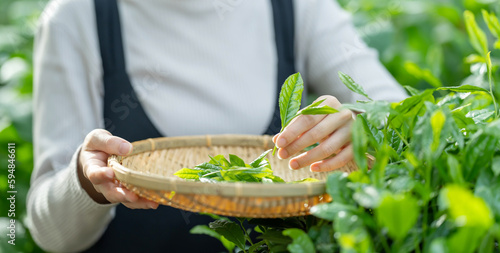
[108,134,329,198]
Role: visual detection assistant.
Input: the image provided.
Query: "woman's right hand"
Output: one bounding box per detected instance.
[77,129,159,209]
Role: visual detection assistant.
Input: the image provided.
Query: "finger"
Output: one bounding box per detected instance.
[275,96,342,149]
[99,183,158,209]
[278,110,353,159]
[310,144,354,172]
[84,129,132,156]
[85,164,114,185]
[95,181,141,203]
[123,199,159,209]
[276,114,326,148]
[273,134,279,143]
[288,122,352,170]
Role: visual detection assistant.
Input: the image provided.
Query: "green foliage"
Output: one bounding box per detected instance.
[195,8,500,252]
[282,228,316,253]
[0,0,44,252]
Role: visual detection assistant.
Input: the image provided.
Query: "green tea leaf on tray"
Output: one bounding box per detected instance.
[209,220,247,250]
[195,162,221,171]
[338,71,372,101]
[280,73,304,128]
[173,168,202,180]
[229,154,246,167]
[209,154,231,167]
[249,149,271,168]
[265,175,286,183]
[290,178,319,183]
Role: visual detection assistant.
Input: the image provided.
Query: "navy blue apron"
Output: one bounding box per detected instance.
[85,0,296,252]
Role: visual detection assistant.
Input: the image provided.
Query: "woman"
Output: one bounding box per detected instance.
[27,0,407,252]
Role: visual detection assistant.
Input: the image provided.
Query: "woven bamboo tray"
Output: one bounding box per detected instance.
[108,135,358,218]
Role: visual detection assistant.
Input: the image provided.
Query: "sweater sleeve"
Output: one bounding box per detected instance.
[26,1,117,252]
[295,0,408,103]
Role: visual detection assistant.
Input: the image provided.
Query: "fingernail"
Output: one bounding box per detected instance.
[148,203,158,209]
[310,165,319,172]
[106,169,114,179]
[119,143,132,155]
[277,138,286,148]
[278,149,288,160]
[289,160,299,170]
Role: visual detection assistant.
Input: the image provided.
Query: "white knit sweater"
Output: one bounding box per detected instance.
[27,0,407,251]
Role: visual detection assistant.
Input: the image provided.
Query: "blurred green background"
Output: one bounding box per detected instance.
[0,0,498,252]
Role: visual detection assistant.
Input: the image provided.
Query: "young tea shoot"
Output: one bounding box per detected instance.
[174,150,318,183]
[272,73,339,155]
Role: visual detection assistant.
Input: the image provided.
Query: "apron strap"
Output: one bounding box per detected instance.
[95,0,162,142]
[89,0,297,251]
[264,0,297,135]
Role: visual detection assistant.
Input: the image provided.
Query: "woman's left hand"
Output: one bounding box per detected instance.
[273,95,355,172]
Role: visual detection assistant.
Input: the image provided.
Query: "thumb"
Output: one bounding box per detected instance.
[84,129,133,156]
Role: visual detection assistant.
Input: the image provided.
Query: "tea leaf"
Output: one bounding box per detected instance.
[338,71,372,101]
[352,115,368,173]
[475,169,500,219]
[404,85,422,96]
[209,220,247,250]
[248,240,266,253]
[447,155,465,186]
[464,10,488,57]
[376,193,419,240]
[430,110,446,152]
[298,105,339,115]
[195,162,221,171]
[279,73,304,128]
[173,168,202,180]
[249,149,271,168]
[482,10,500,39]
[209,155,231,167]
[439,184,493,228]
[463,133,497,181]
[325,172,353,205]
[492,157,500,177]
[310,202,358,221]
[229,154,246,167]
[436,85,489,93]
[282,228,316,253]
[404,61,442,88]
[290,178,319,183]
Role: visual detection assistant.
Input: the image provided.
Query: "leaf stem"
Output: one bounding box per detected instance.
[488,60,498,118]
[393,128,410,147]
[238,218,253,246]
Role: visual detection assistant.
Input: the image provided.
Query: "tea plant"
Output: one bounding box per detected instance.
[196,9,500,253]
